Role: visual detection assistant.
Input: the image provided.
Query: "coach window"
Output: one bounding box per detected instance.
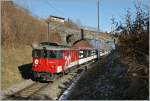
[83,50,87,58]
[88,50,91,57]
[85,50,88,57]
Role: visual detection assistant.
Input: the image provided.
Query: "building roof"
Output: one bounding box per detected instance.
[50,15,65,20]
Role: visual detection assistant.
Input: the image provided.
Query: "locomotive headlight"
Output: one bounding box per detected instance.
[34,59,39,65]
[50,66,54,69]
[57,66,62,73]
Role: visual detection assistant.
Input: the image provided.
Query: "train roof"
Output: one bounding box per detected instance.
[33,44,95,51]
[77,47,96,50]
[33,45,78,50]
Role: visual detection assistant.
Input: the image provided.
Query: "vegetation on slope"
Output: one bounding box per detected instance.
[2,1,47,47]
[113,1,149,89]
[1,1,60,89]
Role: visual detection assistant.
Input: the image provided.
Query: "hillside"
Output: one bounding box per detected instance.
[2,1,48,47]
[1,1,62,89]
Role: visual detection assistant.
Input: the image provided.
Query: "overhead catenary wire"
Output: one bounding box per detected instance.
[44,0,68,42]
[45,0,67,18]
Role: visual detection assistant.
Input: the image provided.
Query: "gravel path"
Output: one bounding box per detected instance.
[1,79,34,99]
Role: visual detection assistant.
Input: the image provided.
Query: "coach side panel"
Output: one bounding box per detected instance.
[78,49,97,65]
[63,50,79,71]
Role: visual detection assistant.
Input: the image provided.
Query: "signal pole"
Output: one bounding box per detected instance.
[46,20,50,42]
[97,0,100,59]
[47,21,49,42]
[98,0,99,33]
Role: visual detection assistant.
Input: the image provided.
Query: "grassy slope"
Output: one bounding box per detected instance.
[1,46,32,90]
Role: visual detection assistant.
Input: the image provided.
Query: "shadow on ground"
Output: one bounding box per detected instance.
[18,63,51,83]
[18,63,33,79]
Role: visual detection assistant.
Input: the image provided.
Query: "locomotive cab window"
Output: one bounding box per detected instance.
[46,50,63,59]
[32,49,42,58]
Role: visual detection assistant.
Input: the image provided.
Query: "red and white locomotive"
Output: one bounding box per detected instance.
[32,42,98,81]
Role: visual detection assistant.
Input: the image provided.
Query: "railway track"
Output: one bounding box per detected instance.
[6,82,50,100]
[4,62,93,100]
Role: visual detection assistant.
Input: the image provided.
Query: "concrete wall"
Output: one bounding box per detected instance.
[48,23,114,50]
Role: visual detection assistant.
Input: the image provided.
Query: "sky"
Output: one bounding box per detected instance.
[13,0,148,32]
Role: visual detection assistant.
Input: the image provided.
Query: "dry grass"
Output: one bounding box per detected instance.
[119,51,148,79]
[1,45,32,90]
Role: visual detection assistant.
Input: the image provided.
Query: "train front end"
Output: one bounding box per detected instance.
[32,46,64,81]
